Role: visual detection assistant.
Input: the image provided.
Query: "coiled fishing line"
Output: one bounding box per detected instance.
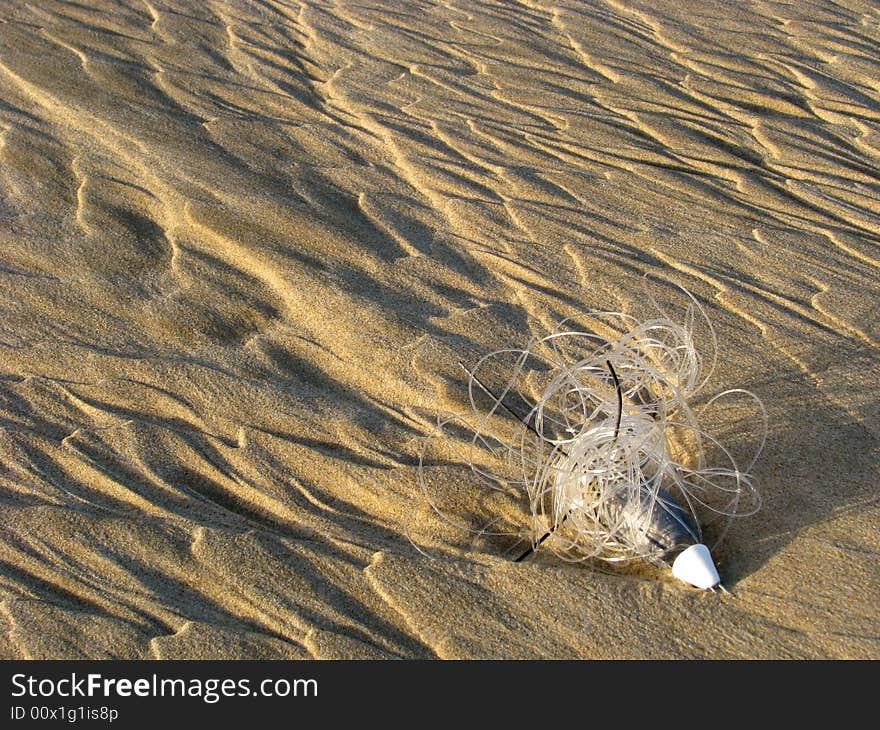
[418,286,767,589]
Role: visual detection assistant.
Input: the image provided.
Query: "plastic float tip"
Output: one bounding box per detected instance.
[671,543,721,590]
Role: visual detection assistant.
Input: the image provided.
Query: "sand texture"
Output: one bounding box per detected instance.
[0,0,878,659]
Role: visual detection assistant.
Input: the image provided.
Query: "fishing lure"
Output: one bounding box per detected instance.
[420,287,766,590]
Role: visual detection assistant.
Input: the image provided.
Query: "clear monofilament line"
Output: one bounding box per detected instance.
[515,359,623,562]
[418,283,765,572]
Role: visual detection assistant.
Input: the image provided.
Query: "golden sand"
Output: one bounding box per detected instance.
[0,0,877,659]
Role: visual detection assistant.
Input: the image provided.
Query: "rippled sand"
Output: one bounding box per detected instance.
[1,0,878,659]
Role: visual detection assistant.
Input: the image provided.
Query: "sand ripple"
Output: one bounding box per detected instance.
[0,0,877,658]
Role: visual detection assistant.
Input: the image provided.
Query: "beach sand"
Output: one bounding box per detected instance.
[0,0,877,659]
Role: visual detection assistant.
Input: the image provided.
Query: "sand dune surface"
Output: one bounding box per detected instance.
[0,0,878,659]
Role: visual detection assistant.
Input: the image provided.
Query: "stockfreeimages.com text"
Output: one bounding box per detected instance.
[11,673,317,704]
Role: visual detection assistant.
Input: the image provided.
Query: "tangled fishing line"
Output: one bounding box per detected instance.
[418,285,767,589]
